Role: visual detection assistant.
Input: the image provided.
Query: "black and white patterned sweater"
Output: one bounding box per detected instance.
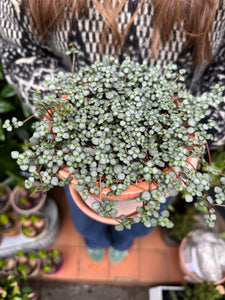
[1,0,225,149]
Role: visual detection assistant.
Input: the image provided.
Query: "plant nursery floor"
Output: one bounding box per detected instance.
[37,186,184,286]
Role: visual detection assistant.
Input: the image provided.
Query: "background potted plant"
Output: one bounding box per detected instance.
[15,250,40,279]
[0,184,11,214]
[38,248,63,275]
[3,56,225,230]
[20,212,48,239]
[10,182,46,215]
[0,212,20,237]
[149,281,224,300]
[169,281,224,300]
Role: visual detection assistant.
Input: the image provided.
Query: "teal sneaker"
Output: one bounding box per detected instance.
[108,247,128,264]
[86,247,105,262]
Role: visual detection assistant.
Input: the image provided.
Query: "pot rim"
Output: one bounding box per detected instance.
[10,182,46,215]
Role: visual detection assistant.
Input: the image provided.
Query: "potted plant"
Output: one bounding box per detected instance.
[0,184,11,213]
[38,248,63,275]
[0,274,36,300]
[36,250,48,265]
[149,282,224,300]
[0,212,20,237]
[169,282,224,300]
[10,182,46,215]
[20,212,48,239]
[3,56,225,230]
[15,250,40,279]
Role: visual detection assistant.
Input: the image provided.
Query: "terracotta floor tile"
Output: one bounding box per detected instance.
[167,247,184,283]
[77,247,109,281]
[41,245,80,281]
[130,237,139,250]
[139,249,170,283]
[109,247,139,282]
[139,227,168,250]
[54,218,84,247]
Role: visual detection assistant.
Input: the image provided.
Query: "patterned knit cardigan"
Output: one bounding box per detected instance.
[1,0,225,149]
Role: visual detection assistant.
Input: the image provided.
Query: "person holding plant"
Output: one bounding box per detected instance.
[0,0,225,263]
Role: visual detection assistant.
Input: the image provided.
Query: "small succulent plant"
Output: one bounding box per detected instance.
[0,213,17,233]
[17,187,42,210]
[21,213,47,238]
[15,251,40,279]
[38,248,63,274]
[3,56,225,230]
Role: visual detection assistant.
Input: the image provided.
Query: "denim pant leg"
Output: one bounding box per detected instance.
[109,197,173,251]
[64,186,111,249]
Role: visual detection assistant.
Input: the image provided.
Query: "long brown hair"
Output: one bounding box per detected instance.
[21,0,218,64]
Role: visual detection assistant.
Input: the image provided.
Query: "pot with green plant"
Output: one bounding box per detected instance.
[0,184,11,214]
[169,281,224,300]
[15,250,40,279]
[149,281,224,300]
[10,181,46,215]
[38,248,63,275]
[0,212,20,237]
[3,56,225,230]
[0,274,36,300]
[36,249,48,266]
[20,212,48,239]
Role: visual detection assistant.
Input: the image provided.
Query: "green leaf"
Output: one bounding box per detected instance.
[0,99,14,113]
[0,84,16,98]
[0,119,5,141]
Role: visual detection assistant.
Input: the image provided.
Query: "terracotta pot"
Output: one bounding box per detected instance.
[59,166,160,224]
[179,233,225,285]
[10,181,46,215]
[0,212,20,237]
[0,184,11,213]
[49,93,199,224]
[58,152,198,225]
[67,184,143,225]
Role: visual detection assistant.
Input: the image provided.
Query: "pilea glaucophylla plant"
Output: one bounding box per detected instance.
[3,56,225,230]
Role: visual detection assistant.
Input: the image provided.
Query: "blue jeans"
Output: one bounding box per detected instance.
[64,186,172,251]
